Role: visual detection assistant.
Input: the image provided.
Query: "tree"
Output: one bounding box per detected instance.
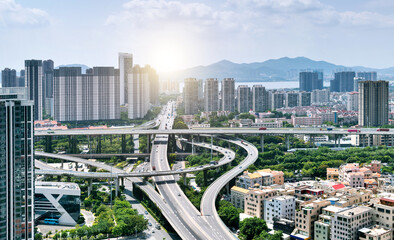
[239,217,268,240]
[239,113,255,121]
[218,201,241,228]
[255,230,282,240]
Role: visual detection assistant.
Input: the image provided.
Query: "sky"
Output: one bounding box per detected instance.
[2,0,394,72]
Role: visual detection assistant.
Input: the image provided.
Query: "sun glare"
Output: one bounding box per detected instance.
[150,42,185,73]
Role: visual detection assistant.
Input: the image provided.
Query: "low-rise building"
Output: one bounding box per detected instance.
[331,206,373,240]
[359,225,393,240]
[327,168,339,180]
[372,197,394,231]
[258,169,284,185]
[264,196,295,224]
[291,200,330,240]
[35,181,81,226]
[244,188,277,218]
[236,172,262,189]
[314,205,343,240]
[230,186,249,210]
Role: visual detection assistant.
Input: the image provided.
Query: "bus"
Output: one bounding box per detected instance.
[44,218,59,225]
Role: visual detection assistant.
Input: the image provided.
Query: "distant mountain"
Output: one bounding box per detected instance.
[56,64,90,74]
[164,57,394,82]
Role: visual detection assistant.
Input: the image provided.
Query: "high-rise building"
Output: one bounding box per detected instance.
[128,65,151,119]
[299,92,311,106]
[357,71,377,81]
[197,79,204,110]
[311,89,330,105]
[358,80,389,127]
[299,71,323,91]
[204,78,219,112]
[148,66,159,105]
[43,60,54,117]
[353,77,364,92]
[237,85,250,113]
[54,67,120,121]
[221,78,235,112]
[270,91,285,110]
[25,59,44,120]
[183,78,199,115]
[286,92,299,107]
[264,196,295,224]
[347,92,359,111]
[0,89,34,240]
[18,70,25,87]
[1,68,17,87]
[330,71,355,92]
[119,53,133,105]
[252,85,268,112]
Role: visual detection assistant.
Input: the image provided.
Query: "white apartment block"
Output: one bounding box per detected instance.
[331,206,373,240]
[347,92,359,111]
[372,197,394,231]
[53,67,120,121]
[264,196,295,224]
[230,186,249,210]
[128,65,151,119]
[118,52,133,105]
[359,226,392,240]
[314,205,343,240]
[312,89,330,105]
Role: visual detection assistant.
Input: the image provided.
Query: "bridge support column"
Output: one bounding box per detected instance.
[210,135,213,161]
[286,135,290,150]
[61,159,64,169]
[45,157,48,164]
[120,177,124,187]
[226,182,230,194]
[192,137,195,155]
[115,178,119,197]
[203,170,208,187]
[182,173,187,186]
[310,135,314,147]
[147,134,151,153]
[97,135,102,153]
[368,134,371,147]
[68,136,72,153]
[260,135,264,153]
[45,136,53,153]
[88,179,92,196]
[75,162,78,171]
[121,135,126,153]
[338,135,341,148]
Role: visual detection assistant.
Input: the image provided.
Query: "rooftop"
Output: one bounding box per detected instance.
[359,226,391,237]
[35,181,80,190]
[337,206,371,217]
[231,186,250,194]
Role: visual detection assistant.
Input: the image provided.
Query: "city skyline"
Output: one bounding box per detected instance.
[2,0,394,72]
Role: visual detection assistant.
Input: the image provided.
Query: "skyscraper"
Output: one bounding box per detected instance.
[129,65,151,119]
[237,85,250,113]
[286,92,299,107]
[54,67,120,121]
[330,71,355,92]
[19,70,25,87]
[147,66,159,105]
[119,53,133,105]
[0,89,34,240]
[183,78,199,115]
[353,77,363,92]
[299,71,323,91]
[221,78,235,112]
[252,85,268,112]
[25,59,43,120]
[204,78,219,112]
[347,92,359,111]
[43,60,54,117]
[1,68,17,87]
[358,80,389,127]
[299,91,312,106]
[356,71,377,81]
[311,89,330,105]
[270,91,285,110]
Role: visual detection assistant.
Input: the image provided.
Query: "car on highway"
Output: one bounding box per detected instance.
[239,166,242,168]
[145,211,148,215]
[259,127,267,130]
[148,222,152,226]
[178,193,181,196]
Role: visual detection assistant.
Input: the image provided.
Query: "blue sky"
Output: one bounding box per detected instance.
[2,0,394,72]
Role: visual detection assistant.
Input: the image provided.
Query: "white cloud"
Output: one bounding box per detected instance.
[0,0,49,27]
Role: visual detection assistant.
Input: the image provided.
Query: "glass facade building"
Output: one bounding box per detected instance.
[0,91,34,240]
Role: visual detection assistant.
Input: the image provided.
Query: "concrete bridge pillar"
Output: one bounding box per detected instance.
[97,135,102,153]
[182,173,187,186]
[88,179,92,196]
[120,177,124,187]
[368,134,371,147]
[45,136,53,153]
[75,162,78,171]
[210,135,213,161]
[338,135,341,148]
[226,182,230,194]
[192,137,195,155]
[61,159,64,169]
[286,135,290,150]
[121,135,126,153]
[115,177,119,197]
[260,135,264,153]
[147,134,151,153]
